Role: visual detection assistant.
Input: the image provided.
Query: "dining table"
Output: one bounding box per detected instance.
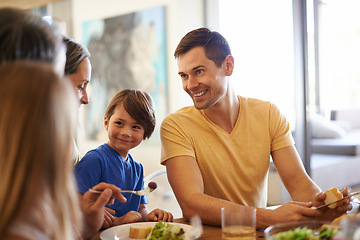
[91,217,265,240]
[91,202,360,240]
[173,218,265,240]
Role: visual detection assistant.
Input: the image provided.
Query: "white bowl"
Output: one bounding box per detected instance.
[264,220,337,240]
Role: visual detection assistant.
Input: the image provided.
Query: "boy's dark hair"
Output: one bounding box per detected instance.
[0,8,63,65]
[174,27,232,67]
[105,89,156,140]
[63,37,90,75]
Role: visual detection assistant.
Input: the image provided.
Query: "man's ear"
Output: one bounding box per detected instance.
[224,55,234,76]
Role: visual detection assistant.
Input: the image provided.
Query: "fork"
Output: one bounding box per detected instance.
[89,182,157,196]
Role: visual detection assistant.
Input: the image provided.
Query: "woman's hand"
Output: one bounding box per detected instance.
[80,183,126,239]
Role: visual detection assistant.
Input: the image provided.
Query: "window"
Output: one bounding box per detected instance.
[219,0,296,128]
[314,0,360,114]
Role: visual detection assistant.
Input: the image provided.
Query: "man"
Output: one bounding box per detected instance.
[160,27,351,229]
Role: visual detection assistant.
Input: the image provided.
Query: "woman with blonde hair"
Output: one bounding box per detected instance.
[0,61,126,239]
[0,61,80,239]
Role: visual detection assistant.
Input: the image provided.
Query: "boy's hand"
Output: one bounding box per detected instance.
[112,211,143,226]
[145,209,173,222]
[102,208,116,229]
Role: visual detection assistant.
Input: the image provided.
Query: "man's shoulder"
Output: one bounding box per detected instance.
[174,105,197,114]
[239,95,271,106]
[163,105,198,121]
[161,105,205,133]
[239,95,277,112]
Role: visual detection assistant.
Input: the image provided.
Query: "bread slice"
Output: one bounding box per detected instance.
[325,188,344,209]
[129,226,152,239]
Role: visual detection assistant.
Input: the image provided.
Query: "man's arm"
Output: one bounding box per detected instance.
[272,145,352,219]
[272,145,321,201]
[165,155,243,226]
[165,155,322,229]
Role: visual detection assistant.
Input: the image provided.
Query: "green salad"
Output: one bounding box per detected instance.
[146,221,186,240]
[273,226,338,240]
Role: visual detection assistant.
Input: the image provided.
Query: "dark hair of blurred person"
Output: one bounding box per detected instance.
[0,7,65,75]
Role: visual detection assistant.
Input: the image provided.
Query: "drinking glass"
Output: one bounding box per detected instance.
[221,206,256,240]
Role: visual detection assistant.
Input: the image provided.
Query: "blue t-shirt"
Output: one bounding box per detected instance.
[74,143,148,217]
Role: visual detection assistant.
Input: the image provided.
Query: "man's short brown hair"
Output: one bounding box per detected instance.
[174,27,232,67]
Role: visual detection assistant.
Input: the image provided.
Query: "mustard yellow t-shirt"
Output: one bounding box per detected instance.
[160,96,294,208]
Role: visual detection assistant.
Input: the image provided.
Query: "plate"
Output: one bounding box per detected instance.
[100,221,196,240]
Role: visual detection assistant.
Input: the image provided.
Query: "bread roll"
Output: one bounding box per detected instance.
[325,188,344,209]
[129,226,152,239]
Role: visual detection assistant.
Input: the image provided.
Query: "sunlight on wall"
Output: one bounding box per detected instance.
[318,0,360,113]
[219,0,296,128]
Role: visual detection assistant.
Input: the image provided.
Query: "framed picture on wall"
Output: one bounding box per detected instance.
[82,6,168,145]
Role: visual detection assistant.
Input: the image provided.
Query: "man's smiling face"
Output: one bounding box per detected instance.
[177,46,229,110]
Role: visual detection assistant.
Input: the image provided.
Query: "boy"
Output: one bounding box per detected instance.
[75,89,172,227]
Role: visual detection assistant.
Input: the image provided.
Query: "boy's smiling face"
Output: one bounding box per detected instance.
[104,103,145,159]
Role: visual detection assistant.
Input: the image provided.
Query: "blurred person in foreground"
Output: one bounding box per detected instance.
[63,36,92,164]
[0,7,65,74]
[0,61,126,240]
[160,27,352,229]
[0,8,128,234]
[0,8,93,164]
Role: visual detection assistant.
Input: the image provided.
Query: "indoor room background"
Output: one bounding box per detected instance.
[2,0,360,210]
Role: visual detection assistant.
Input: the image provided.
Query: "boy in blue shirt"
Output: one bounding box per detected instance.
[75,89,173,227]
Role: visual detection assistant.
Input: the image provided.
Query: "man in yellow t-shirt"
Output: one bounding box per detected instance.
[160,27,352,229]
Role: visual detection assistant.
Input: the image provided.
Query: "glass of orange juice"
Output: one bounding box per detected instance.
[221,206,256,240]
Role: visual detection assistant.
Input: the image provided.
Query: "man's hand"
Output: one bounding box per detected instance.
[257,201,322,229]
[274,201,321,222]
[313,187,353,221]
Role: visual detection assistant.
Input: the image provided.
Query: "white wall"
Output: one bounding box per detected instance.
[50,0,284,206]
[70,0,205,176]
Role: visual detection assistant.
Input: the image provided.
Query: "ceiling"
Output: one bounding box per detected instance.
[0,0,60,9]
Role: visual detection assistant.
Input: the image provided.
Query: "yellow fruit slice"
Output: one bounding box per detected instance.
[325,188,344,209]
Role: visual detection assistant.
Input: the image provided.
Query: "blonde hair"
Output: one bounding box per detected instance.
[0,61,81,239]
